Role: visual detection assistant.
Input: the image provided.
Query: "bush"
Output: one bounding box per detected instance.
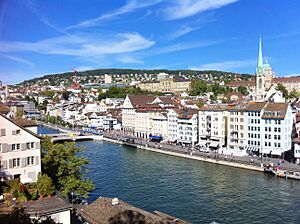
[27,187,38,200]
[36,174,55,197]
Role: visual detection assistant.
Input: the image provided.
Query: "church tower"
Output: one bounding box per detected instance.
[255,37,275,101]
[256,37,266,101]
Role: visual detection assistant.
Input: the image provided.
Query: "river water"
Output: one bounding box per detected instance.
[38,127,300,224]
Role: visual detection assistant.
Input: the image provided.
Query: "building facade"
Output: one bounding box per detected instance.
[137,77,191,93]
[0,115,41,183]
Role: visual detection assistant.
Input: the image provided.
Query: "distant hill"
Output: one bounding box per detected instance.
[18,68,253,86]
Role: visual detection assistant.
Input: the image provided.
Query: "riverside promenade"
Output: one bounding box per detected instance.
[102,131,300,178]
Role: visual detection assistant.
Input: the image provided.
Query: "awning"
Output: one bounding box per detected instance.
[150,135,162,140]
[197,140,207,146]
[209,142,219,148]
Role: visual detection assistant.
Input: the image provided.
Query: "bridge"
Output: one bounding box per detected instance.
[40,133,103,142]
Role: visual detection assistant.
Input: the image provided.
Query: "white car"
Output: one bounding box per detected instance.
[199,146,209,153]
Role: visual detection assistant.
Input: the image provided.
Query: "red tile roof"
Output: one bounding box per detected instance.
[128,95,156,108]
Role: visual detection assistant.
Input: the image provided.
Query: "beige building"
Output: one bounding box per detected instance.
[137,77,191,93]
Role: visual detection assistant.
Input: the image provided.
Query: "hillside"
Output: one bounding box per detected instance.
[18,68,253,86]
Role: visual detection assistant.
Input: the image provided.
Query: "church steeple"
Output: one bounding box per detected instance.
[257,36,263,72]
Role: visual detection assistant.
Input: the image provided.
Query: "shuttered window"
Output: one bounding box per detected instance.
[0,129,6,136]
[27,156,34,166]
[12,158,20,167]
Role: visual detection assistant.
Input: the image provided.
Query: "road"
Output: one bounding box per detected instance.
[103,130,300,173]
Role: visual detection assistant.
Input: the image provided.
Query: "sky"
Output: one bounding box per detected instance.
[1,0,300,84]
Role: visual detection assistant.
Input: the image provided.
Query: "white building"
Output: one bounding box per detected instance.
[245,102,266,154]
[0,115,41,183]
[260,103,293,156]
[176,109,198,146]
[198,105,228,149]
[227,106,247,152]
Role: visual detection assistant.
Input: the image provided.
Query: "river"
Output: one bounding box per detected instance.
[39,127,300,224]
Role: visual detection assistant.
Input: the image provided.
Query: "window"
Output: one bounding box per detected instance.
[27,156,34,165]
[0,129,6,136]
[265,127,268,131]
[278,143,281,147]
[278,128,281,132]
[274,127,277,132]
[13,158,20,168]
[265,142,267,146]
[12,130,21,135]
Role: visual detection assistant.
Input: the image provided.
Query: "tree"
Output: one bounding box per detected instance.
[196,101,205,108]
[237,86,249,95]
[62,91,71,101]
[189,80,208,96]
[36,173,55,197]
[98,89,107,101]
[289,90,300,99]
[276,84,288,99]
[41,137,94,199]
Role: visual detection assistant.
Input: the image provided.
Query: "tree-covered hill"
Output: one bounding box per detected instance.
[18,68,253,86]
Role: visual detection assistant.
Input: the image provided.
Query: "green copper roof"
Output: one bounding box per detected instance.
[257,36,263,69]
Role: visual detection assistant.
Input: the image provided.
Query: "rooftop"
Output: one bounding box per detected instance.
[79,197,189,224]
[22,195,72,216]
[12,118,38,127]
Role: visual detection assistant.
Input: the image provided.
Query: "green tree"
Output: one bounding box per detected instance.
[62,91,71,101]
[190,80,208,96]
[237,86,249,95]
[41,138,94,199]
[36,173,55,197]
[98,89,107,101]
[276,84,288,99]
[289,90,300,99]
[196,101,205,108]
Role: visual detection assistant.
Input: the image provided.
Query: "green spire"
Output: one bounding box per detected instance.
[257,36,263,70]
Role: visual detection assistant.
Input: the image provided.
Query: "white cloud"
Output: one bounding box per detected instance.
[151,40,220,55]
[0,32,155,59]
[164,0,238,20]
[118,56,144,64]
[0,54,34,66]
[190,59,256,71]
[66,0,163,30]
[169,25,201,39]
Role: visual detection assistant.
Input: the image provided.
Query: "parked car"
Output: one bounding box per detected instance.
[199,146,209,153]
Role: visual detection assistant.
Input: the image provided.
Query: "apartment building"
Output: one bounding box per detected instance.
[0,114,41,183]
[261,103,293,156]
[177,109,198,146]
[122,95,156,135]
[227,105,247,151]
[198,105,228,149]
[245,102,266,153]
[167,109,179,142]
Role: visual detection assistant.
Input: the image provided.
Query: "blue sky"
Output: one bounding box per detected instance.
[1,0,300,84]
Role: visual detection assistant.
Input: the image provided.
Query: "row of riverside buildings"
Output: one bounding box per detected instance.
[122,95,296,159]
